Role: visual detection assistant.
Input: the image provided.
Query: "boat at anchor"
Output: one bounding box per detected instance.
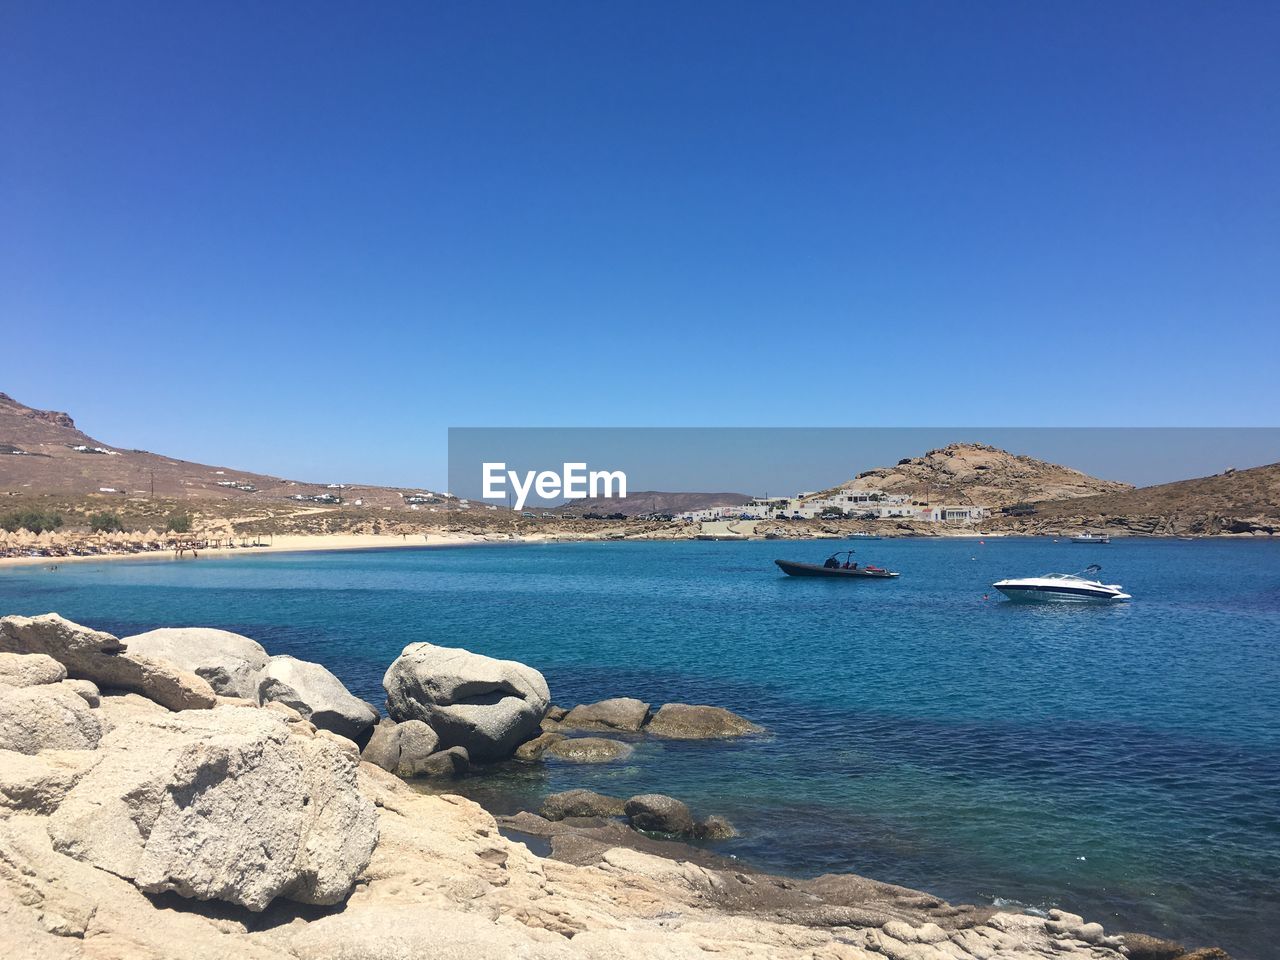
[775,551,899,579]
[993,565,1130,603]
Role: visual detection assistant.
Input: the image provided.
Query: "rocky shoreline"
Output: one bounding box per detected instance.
[0,613,1225,959]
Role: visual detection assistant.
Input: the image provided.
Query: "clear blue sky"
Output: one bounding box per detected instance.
[2,2,1277,488]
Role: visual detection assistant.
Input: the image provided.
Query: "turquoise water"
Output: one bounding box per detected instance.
[3,538,1278,957]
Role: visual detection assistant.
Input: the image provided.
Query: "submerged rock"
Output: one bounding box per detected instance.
[695,813,738,840]
[121,626,269,700]
[382,642,550,761]
[541,789,627,821]
[513,731,565,761]
[624,794,696,835]
[258,654,379,743]
[0,613,216,711]
[557,697,651,733]
[1118,933,1187,960]
[645,702,761,739]
[543,737,634,764]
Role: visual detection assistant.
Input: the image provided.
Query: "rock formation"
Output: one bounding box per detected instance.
[645,702,763,739]
[382,641,550,760]
[543,736,634,763]
[257,654,379,742]
[0,613,217,711]
[0,612,1212,959]
[555,697,651,732]
[121,626,269,699]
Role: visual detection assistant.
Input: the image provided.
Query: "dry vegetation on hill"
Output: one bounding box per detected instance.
[3,393,1276,540]
[831,443,1132,508]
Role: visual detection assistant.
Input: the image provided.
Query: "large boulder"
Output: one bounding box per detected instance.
[0,614,216,711]
[645,703,762,740]
[257,655,378,743]
[540,789,626,821]
[48,705,377,912]
[624,794,696,835]
[121,627,269,700]
[0,684,103,754]
[0,651,66,688]
[382,642,550,761]
[557,697,651,733]
[543,737,634,764]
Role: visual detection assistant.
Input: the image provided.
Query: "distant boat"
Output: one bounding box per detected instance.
[849,532,882,540]
[1070,532,1110,544]
[993,565,1130,603]
[775,551,899,579]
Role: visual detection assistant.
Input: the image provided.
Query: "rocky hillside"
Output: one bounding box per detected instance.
[829,443,1131,508]
[0,391,443,509]
[555,490,752,517]
[1,611,1178,960]
[996,461,1280,536]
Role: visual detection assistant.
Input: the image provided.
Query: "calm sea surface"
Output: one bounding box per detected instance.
[2,537,1277,957]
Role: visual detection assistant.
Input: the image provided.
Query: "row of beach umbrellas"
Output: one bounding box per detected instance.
[0,527,197,554]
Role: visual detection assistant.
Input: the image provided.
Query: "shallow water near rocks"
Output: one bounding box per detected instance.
[3,537,1278,957]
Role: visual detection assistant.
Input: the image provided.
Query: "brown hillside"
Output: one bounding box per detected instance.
[556,491,751,517]
[0,392,442,509]
[1006,461,1280,535]
[828,442,1132,508]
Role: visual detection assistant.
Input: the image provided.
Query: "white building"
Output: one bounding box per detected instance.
[929,505,988,523]
[675,488,989,524]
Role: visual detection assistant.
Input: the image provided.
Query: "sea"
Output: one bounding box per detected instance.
[2,537,1277,957]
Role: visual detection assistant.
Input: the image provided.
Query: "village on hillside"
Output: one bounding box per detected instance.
[674,490,989,525]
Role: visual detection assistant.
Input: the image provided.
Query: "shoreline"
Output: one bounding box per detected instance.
[0,611,1221,959]
[1,528,1267,570]
[0,531,492,568]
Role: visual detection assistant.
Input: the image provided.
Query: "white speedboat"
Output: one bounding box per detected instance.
[993,565,1131,603]
[1070,532,1110,544]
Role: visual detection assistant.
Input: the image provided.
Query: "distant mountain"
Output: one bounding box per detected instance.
[824,442,1132,508]
[0,391,442,508]
[1019,461,1280,535]
[555,490,752,517]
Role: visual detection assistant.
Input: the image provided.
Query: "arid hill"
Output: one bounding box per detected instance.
[1000,460,1280,536]
[0,392,443,509]
[555,490,751,517]
[828,442,1132,508]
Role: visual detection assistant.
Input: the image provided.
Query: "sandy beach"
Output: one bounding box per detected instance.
[0,531,494,568]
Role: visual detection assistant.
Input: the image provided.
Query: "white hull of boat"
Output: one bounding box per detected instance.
[993,572,1131,604]
[995,586,1129,603]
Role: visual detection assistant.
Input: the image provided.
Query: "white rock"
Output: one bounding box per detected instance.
[258,655,378,742]
[0,613,216,711]
[0,684,102,754]
[48,705,377,911]
[121,627,269,699]
[0,651,66,688]
[382,642,550,761]
[0,748,100,814]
